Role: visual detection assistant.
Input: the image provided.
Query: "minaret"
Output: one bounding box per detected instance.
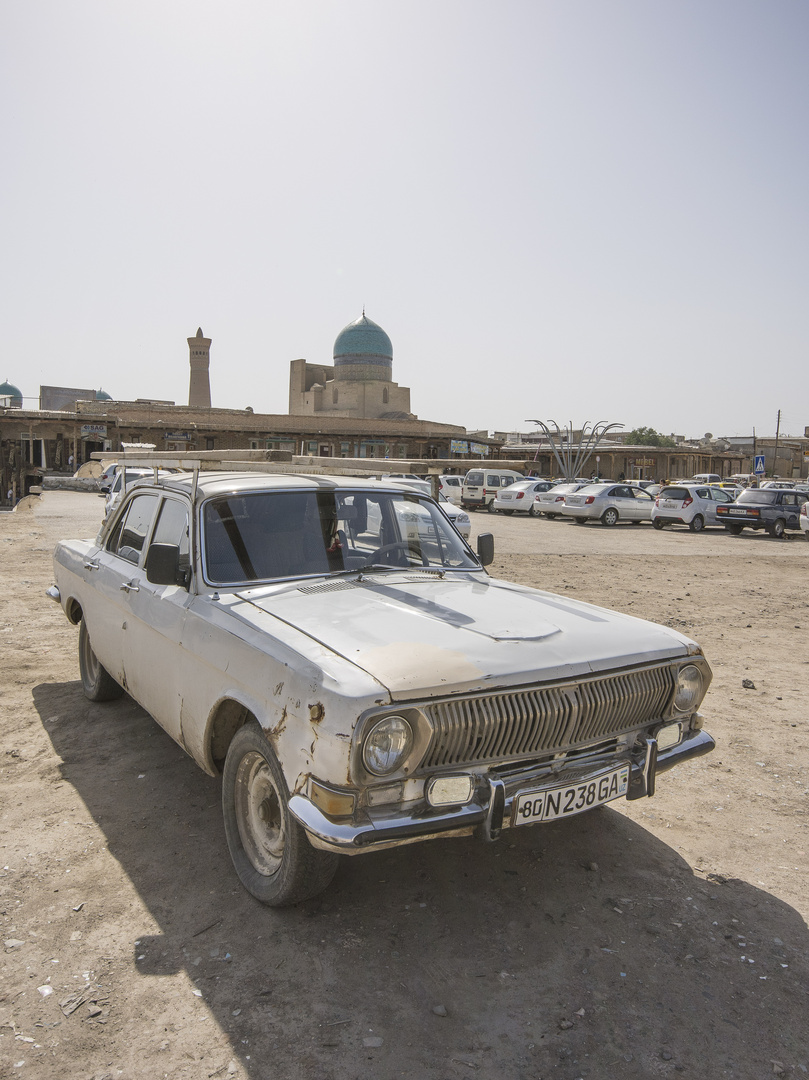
[187,327,212,408]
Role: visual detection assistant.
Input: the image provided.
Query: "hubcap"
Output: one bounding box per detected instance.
[234,752,285,876]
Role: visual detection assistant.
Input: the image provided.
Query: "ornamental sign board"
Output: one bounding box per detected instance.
[450,439,469,454]
[469,442,490,456]
[80,423,107,438]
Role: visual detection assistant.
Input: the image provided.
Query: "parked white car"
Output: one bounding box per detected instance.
[562,483,655,525]
[49,468,715,907]
[533,482,588,518]
[493,479,553,515]
[801,501,809,539]
[652,484,736,532]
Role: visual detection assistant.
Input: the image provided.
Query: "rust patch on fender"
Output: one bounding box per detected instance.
[308,702,325,723]
[268,707,288,741]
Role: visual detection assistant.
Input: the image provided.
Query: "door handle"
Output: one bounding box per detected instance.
[119,581,140,593]
[84,560,100,571]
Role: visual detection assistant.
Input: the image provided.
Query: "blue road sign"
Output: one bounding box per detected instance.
[754,455,765,475]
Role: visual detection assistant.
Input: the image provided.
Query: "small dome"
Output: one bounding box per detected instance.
[0,379,23,407]
[95,388,113,401]
[333,313,393,361]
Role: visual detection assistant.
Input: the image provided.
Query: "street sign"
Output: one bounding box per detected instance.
[754,455,765,475]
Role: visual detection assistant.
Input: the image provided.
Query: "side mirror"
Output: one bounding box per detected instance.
[146,543,187,588]
[476,533,494,566]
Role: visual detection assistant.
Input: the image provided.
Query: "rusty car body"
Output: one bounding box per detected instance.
[49,468,715,905]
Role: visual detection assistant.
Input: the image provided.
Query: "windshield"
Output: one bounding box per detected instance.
[202,489,479,586]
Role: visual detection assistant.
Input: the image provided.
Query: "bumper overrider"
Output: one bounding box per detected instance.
[289,725,715,854]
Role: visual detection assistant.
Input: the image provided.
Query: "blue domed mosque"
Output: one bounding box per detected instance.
[289,311,415,420]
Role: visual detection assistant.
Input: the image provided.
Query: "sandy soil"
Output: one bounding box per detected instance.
[1,491,807,1080]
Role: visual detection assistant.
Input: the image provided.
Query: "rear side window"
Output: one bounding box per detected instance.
[110,494,160,565]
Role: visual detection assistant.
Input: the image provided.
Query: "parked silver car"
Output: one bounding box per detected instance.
[533,482,588,518]
[561,483,655,525]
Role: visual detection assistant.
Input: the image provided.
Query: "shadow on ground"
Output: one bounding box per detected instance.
[34,682,809,1080]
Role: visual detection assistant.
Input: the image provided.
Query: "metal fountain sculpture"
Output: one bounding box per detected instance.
[526,420,624,481]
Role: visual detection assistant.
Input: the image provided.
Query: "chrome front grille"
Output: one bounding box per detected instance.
[421,665,674,769]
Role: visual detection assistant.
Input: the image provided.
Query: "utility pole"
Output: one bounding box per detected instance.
[773,409,781,478]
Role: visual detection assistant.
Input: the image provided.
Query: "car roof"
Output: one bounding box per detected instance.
[130,470,436,503]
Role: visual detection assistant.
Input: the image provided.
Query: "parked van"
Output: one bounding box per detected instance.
[690,473,721,485]
[461,468,524,512]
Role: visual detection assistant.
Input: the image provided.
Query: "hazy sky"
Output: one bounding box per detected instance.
[3,1,807,439]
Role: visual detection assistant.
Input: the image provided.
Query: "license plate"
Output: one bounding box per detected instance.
[726,510,749,516]
[501,494,513,500]
[661,500,676,508]
[513,764,630,825]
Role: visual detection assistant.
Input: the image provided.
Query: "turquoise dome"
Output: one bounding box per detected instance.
[0,379,23,407]
[333,314,393,361]
[96,389,113,401]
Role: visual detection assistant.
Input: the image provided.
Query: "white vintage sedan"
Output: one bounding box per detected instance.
[49,469,715,906]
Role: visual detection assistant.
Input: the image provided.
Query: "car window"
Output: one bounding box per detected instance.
[781,494,797,506]
[695,488,710,498]
[713,488,733,502]
[110,494,160,565]
[634,490,653,502]
[486,476,501,487]
[151,498,191,570]
[465,472,483,486]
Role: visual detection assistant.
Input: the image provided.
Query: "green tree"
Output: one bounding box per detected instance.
[623,426,676,447]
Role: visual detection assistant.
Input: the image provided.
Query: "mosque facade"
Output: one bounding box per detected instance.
[289,313,414,420]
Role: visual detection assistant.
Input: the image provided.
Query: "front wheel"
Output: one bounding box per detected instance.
[769,518,786,538]
[601,508,619,526]
[222,722,339,907]
[78,620,124,702]
[689,514,705,533]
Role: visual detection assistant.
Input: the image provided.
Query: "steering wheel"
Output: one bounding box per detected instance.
[366,540,426,566]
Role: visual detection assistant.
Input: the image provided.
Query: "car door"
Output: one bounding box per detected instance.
[779,493,802,529]
[630,488,654,521]
[119,494,194,744]
[84,491,161,687]
[707,487,733,524]
[611,485,637,520]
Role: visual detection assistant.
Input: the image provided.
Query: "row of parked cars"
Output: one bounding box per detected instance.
[441,468,809,540]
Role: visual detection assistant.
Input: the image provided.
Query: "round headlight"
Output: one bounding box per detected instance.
[362,716,413,775]
[673,664,703,712]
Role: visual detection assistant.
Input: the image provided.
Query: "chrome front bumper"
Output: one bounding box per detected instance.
[289,728,715,854]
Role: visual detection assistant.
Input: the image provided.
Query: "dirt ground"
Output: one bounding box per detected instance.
[1,491,807,1080]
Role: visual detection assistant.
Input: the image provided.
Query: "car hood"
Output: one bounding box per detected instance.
[230,572,693,701]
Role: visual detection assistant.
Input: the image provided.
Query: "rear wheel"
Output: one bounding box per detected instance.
[502,509,515,515]
[78,620,124,702]
[222,722,339,906]
[545,512,558,520]
[528,503,538,517]
[486,500,497,514]
[652,518,665,530]
[574,518,588,525]
[769,518,786,538]
[689,514,705,533]
[726,524,744,535]
[601,507,619,526]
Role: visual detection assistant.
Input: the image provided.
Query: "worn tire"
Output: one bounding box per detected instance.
[726,524,744,535]
[486,500,497,514]
[769,518,786,538]
[78,619,124,702]
[652,518,665,530]
[689,514,705,533]
[601,507,619,527]
[222,722,339,907]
